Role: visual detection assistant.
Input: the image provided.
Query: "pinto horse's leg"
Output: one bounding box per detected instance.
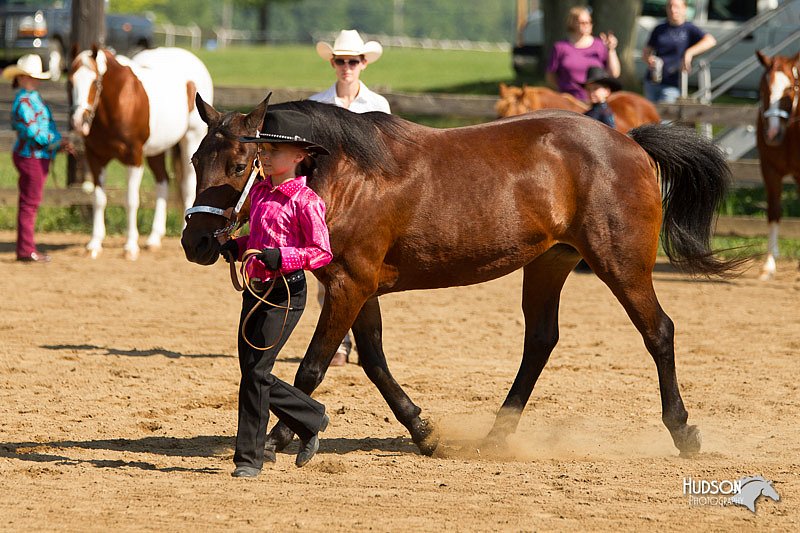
[87,168,108,259]
[179,130,203,218]
[592,262,701,457]
[123,165,145,261]
[485,246,579,448]
[145,154,169,250]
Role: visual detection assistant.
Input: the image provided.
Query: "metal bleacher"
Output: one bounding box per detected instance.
[684,0,800,159]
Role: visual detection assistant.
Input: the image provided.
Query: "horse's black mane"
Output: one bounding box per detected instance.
[271,100,415,177]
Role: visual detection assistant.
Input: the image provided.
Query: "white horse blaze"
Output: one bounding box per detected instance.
[766,71,791,141]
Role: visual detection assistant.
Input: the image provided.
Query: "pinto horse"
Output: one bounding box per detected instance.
[69,46,213,259]
[755,50,800,279]
[182,95,740,459]
[496,83,660,133]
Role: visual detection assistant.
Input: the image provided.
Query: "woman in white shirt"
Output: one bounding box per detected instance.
[310,30,390,366]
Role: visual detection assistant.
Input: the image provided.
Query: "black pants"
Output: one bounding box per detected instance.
[233,271,326,469]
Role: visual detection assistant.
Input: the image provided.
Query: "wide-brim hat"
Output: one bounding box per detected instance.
[2,54,50,81]
[582,66,621,91]
[240,109,330,155]
[316,29,383,63]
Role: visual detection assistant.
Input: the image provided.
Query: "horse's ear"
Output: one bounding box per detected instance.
[195,92,220,126]
[498,83,508,96]
[756,50,771,68]
[244,93,271,133]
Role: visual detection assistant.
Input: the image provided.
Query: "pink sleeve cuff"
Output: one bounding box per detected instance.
[279,247,303,271]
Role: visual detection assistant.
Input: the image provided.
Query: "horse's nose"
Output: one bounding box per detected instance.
[767,125,779,139]
[71,109,90,136]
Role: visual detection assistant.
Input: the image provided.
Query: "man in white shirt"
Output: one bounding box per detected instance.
[309,29,390,365]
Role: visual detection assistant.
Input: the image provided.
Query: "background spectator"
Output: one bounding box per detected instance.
[3,54,73,263]
[642,0,717,103]
[545,6,620,102]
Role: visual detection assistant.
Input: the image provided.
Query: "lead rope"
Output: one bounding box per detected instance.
[230,245,292,351]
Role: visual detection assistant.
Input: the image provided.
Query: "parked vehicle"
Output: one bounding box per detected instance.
[0,0,153,80]
[513,0,800,95]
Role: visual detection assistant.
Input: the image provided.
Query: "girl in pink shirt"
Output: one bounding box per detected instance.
[220,109,333,478]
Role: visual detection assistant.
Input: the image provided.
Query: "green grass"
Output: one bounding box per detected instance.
[712,235,800,260]
[194,44,516,94]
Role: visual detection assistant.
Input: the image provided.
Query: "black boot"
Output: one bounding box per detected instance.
[295,414,329,467]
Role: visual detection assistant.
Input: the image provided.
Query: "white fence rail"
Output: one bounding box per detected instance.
[153,23,202,49]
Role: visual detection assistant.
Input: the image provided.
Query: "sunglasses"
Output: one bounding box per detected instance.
[333,58,362,67]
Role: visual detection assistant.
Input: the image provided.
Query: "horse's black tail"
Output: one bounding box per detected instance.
[628,123,745,277]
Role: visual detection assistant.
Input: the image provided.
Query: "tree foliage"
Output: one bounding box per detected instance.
[109,0,516,43]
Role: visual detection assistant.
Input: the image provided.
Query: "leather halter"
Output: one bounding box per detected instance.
[761,65,800,126]
[72,56,104,133]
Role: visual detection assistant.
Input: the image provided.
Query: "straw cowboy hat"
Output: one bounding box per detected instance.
[2,54,51,81]
[316,29,383,63]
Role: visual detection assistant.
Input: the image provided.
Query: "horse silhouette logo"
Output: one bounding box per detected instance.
[729,476,780,513]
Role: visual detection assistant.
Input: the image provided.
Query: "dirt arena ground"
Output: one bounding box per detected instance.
[1,231,798,531]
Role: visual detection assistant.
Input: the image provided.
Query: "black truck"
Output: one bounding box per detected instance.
[0,0,153,80]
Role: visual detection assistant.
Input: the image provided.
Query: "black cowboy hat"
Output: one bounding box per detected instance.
[240,109,330,155]
[582,66,622,92]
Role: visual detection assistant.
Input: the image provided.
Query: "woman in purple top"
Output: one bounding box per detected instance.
[545,6,620,102]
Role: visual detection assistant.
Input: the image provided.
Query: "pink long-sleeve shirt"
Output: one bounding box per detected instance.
[232,175,332,281]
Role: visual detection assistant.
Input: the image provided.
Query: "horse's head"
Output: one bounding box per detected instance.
[68,45,110,137]
[496,83,527,117]
[756,50,800,146]
[181,93,269,265]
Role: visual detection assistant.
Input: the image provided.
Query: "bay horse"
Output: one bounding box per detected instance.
[497,83,660,133]
[755,50,800,280]
[182,95,741,460]
[69,46,213,259]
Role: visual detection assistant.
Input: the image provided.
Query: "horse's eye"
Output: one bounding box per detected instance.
[234,164,247,176]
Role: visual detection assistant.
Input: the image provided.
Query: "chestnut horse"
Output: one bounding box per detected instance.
[182,95,740,460]
[497,83,660,133]
[754,50,800,280]
[69,46,213,259]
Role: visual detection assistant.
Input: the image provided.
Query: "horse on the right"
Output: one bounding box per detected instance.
[755,50,800,280]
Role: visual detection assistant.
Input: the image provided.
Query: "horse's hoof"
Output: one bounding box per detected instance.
[124,248,140,261]
[410,417,439,456]
[145,241,162,251]
[87,247,102,259]
[676,425,702,458]
[480,432,508,454]
[758,270,775,281]
[266,423,295,452]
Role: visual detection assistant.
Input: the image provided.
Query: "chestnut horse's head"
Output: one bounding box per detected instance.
[756,50,800,146]
[68,45,113,137]
[496,83,528,117]
[181,93,268,265]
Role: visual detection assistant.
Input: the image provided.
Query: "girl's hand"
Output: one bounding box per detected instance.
[600,32,618,52]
